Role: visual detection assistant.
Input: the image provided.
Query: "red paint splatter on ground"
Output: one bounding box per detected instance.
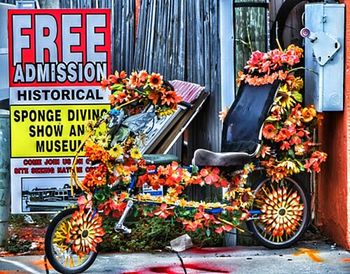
[340,258,350,263]
[186,247,237,254]
[123,262,231,274]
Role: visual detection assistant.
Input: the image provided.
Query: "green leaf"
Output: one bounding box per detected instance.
[191,165,199,175]
[111,84,124,91]
[288,149,295,157]
[133,209,139,218]
[113,127,130,143]
[206,228,211,237]
[94,192,106,201]
[293,92,303,103]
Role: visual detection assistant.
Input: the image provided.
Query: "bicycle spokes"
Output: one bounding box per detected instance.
[51,212,96,269]
[255,183,304,242]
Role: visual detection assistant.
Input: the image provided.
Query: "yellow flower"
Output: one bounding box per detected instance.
[109,144,123,158]
[292,77,304,91]
[156,108,175,117]
[279,160,300,174]
[130,147,142,159]
[96,135,110,148]
[276,84,295,110]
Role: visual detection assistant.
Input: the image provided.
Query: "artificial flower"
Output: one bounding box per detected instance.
[301,106,317,123]
[262,124,277,139]
[149,73,163,89]
[68,210,105,257]
[109,144,123,158]
[130,147,142,159]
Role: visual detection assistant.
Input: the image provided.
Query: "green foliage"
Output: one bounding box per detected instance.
[99,216,223,252]
[9,214,53,228]
[5,235,31,254]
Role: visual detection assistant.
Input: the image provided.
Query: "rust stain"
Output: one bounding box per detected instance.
[293,248,324,263]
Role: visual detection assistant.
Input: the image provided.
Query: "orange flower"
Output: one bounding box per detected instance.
[82,164,108,188]
[153,203,175,219]
[215,224,233,234]
[129,71,140,87]
[161,90,182,107]
[149,73,163,89]
[280,141,290,150]
[148,90,161,105]
[262,124,277,139]
[101,79,110,89]
[236,71,246,86]
[302,106,316,123]
[68,210,105,257]
[138,70,148,83]
[259,145,271,158]
[183,220,204,232]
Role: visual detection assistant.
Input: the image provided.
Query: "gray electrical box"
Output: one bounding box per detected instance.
[304,3,345,112]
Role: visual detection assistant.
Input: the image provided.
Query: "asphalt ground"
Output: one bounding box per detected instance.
[0,241,349,274]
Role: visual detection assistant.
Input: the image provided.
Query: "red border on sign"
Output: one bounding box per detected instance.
[8,9,111,87]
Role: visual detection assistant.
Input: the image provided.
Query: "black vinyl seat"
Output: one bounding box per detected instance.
[193,81,280,167]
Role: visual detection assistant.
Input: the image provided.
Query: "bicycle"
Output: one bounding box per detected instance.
[44,47,325,273]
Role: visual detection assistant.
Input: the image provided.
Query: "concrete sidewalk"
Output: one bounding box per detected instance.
[0,241,349,274]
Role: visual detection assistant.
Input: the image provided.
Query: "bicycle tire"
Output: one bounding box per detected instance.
[247,176,310,249]
[44,207,98,274]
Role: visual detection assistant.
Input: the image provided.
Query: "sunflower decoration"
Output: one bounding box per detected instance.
[67,209,105,257]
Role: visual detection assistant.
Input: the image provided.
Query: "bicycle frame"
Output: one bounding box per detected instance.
[111,165,263,234]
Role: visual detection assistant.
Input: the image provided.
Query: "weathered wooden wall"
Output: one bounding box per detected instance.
[131,0,222,201]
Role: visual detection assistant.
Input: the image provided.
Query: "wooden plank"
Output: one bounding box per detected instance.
[177,0,186,79]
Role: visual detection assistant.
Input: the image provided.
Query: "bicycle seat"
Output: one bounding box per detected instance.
[143,154,179,165]
[192,82,280,167]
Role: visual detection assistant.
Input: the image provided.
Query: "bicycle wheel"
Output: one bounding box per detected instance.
[247,177,310,249]
[45,208,98,274]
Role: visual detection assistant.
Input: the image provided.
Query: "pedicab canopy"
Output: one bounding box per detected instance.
[8,9,208,213]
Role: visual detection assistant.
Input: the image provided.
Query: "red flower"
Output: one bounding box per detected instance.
[262,124,277,139]
[183,220,204,232]
[153,203,175,219]
[280,141,290,151]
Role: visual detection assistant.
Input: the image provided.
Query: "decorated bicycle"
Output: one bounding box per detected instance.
[44,45,327,273]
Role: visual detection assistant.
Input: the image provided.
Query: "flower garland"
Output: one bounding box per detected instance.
[236,46,327,182]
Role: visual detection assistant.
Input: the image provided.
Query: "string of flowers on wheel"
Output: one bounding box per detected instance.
[58,45,326,256]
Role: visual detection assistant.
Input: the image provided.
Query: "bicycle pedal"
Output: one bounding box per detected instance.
[114,224,131,234]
